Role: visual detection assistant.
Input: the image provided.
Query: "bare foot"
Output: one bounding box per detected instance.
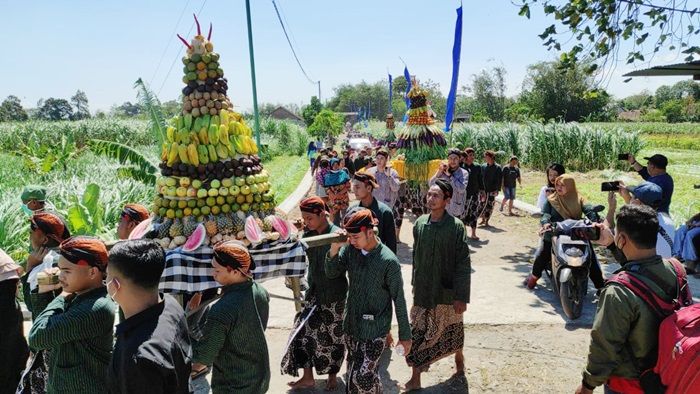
[288,377,316,390]
[324,376,338,391]
[401,378,422,392]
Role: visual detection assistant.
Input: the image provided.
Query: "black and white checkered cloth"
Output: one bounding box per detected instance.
[159,239,308,294]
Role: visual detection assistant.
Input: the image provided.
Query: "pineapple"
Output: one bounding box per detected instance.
[169,218,184,238]
[216,214,234,235]
[183,216,198,237]
[158,218,173,239]
[232,214,245,233]
[262,215,274,232]
[204,215,218,237]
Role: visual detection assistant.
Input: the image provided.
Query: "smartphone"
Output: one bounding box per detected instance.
[571,226,601,241]
[618,153,630,160]
[601,181,620,192]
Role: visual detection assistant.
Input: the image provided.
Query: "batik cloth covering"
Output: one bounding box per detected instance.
[404,183,428,216]
[325,183,351,213]
[281,298,346,377]
[345,335,387,394]
[406,304,464,372]
[478,191,499,222]
[461,195,480,228]
[17,351,49,394]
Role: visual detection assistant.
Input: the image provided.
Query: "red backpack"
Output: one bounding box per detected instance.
[607,258,698,394]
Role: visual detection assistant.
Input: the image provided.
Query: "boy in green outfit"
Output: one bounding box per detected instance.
[326,207,412,393]
[192,242,270,394]
[28,236,116,394]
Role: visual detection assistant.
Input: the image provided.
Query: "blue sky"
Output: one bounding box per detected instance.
[1,0,688,112]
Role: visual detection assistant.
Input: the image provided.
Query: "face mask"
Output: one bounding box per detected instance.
[21,204,33,216]
[613,234,628,264]
[105,278,119,301]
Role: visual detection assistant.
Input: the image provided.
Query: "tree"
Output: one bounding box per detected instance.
[70,90,90,120]
[160,100,181,119]
[326,81,389,120]
[517,1,700,74]
[301,96,323,126]
[36,98,73,121]
[520,61,611,122]
[308,109,343,139]
[464,67,507,121]
[111,101,142,118]
[0,95,29,121]
[621,90,655,110]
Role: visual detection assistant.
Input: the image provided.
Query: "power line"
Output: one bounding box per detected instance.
[271,0,318,86]
[157,0,208,97]
[149,0,192,87]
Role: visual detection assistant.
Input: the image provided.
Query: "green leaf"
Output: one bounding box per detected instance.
[88,139,158,178]
[519,4,531,19]
[134,78,166,144]
[67,197,91,235]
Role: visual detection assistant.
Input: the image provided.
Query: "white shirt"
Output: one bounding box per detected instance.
[536,186,550,211]
[657,212,675,258]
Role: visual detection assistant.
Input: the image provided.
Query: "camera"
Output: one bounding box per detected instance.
[601,181,620,192]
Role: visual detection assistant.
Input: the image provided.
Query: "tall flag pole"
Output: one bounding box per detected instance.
[388,73,393,114]
[444,3,463,132]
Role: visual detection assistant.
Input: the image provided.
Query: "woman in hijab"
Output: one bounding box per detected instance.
[525,174,600,289]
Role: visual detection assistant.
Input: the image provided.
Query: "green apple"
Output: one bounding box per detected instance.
[158,207,167,217]
[254,194,262,203]
[192,179,203,189]
[219,187,229,196]
[187,187,197,198]
[206,197,216,207]
[201,206,211,215]
[210,179,221,189]
[187,199,197,208]
[241,203,251,212]
[251,203,260,211]
[241,185,251,195]
[208,188,219,197]
[222,178,233,188]
[216,196,225,206]
[197,199,206,208]
[197,189,208,199]
[226,195,235,204]
[167,186,177,197]
[157,177,166,187]
[229,185,240,196]
[235,177,245,187]
[165,177,177,187]
[250,184,259,194]
[245,175,256,185]
[192,207,201,217]
[179,177,191,187]
[232,204,240,212]
[221,204,231,213]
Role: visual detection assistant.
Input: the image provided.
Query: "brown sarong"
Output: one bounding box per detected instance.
[406,304,464,371]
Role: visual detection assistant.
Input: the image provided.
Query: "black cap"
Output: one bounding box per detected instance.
[643,154,668,169]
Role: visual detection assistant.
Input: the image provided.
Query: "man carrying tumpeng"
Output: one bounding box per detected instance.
[403,180,471,391]
[325,207,412,393]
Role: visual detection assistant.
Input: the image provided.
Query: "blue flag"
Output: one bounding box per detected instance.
[403,66,411,122]
[388,73,393,114]
[444,5,463,132]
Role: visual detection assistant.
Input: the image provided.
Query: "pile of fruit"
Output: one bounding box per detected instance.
[150,16,294,251]
[395,78,447,164]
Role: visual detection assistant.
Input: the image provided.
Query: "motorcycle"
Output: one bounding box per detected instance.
[544,205,604,319]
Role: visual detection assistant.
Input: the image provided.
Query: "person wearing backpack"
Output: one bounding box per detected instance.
[576,204,695,394]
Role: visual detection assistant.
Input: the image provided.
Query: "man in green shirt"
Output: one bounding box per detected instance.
[577,205,687,394]
[282,196,347,391]
[326,207,412,393]
[403,180,471,391]
[351,172,397,253]
[192,242,270,394]
[28,236,116,394]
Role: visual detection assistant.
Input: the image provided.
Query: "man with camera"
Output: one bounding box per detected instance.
[576,205,689,394]
[606,181,675,259]
[625,153,673,214]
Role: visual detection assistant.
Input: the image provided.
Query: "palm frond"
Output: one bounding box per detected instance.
[117,167,157,185]
[134,78,167,144]
[88,139,158,183]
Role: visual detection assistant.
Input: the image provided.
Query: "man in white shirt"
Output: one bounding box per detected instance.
[609,181,675,258]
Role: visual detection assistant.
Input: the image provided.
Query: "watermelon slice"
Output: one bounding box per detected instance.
[128,217,154,240]
[245,216,263,244]
[182,223,206,252]
[269,216,294,241]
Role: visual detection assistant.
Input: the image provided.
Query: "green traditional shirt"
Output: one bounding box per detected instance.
[28,287,116,394]
[583,256,678,388]
[325,243,411,341]
[303,223,348,305]
[412,212,472,308]
[193,281,270,394]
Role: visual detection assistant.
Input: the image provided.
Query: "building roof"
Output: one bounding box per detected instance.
[270,106,303,121]
[624,60,700,80]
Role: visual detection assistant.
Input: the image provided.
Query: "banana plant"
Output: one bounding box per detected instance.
[66,183,105,236]
[88,139,158,185]
[11,133,82,175]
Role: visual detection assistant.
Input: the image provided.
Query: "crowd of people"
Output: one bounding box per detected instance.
[0,142,697,393]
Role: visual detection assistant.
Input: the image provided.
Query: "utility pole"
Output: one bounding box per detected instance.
[245,0,261,148]
[317,81,321,102]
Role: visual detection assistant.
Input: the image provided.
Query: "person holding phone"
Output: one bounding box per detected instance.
[525,174,605,290]
[625,153,674,214]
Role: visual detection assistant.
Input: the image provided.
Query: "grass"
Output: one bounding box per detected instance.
[263,155,310,204]
[516,148,700,222]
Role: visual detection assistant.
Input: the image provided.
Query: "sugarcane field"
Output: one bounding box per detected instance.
[2,1,700,394]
